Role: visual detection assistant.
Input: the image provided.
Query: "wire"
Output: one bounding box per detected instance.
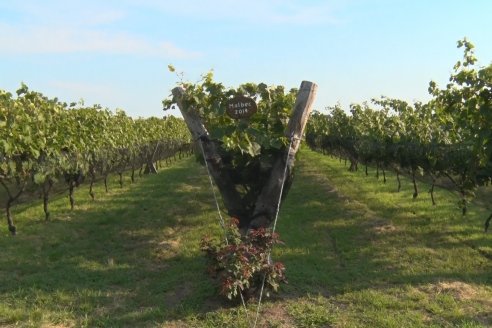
[252,135,295,328]
[197,136,252,325]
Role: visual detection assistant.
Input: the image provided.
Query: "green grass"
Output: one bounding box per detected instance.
[0,149,491,327]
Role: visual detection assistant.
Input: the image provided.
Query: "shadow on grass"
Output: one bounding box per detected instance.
[1,151,491,326]
[0,159,232,326]
[274,151,492,299]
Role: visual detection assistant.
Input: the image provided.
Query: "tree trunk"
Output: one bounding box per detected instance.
[42,179,54,220]
[1,180,26,236]
[118,172,123,188]
[365,164,368,176]
[430,175,436,206]
[89,172,96,200]
[348,158,357,172]
[460,189,467,216]
[104,174,109,193]
[69,180,75,210]
[396,171,401,192]
[6,198,16,235]
[412,169,418,199]
[485,212,492,232]
[382,167,386,184]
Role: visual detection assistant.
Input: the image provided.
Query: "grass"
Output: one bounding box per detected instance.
[0,148,491,327]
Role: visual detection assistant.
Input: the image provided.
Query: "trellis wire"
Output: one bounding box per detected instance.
[197,136,251,326]
[198,134,296,328]
[252,135,296,328]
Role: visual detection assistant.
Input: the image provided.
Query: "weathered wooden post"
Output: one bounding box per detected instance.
[172,81,318,231]
[171,88,248,220]
[249,81,317,229]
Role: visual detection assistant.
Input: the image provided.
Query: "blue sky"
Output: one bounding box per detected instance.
[1,0,491,118]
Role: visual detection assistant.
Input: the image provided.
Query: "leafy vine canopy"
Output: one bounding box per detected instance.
[163,72,298,196]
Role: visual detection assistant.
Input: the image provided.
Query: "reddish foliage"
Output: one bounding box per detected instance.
[200,218,287,300]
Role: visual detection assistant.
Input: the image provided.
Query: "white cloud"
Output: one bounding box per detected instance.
[0,0,342,57]
[0,1,201,58]
[132,0,342,25]
[0,1,127,27]
[0,23,202,58]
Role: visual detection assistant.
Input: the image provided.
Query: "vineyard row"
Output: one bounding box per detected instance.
[306,39,492,230]
[0,85,191,235]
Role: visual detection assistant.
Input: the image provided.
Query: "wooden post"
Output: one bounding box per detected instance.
[172,87,248,220]
[144,142,159,174]
[172,81,318,231]
[249,81,318,229]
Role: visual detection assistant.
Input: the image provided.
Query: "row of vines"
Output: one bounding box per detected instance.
[306,39,492,229]
[0,84,191,235]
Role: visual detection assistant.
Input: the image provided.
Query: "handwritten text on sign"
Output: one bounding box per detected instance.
[226,96,257,119]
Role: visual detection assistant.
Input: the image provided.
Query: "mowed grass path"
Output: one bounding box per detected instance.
[0,149,491,327]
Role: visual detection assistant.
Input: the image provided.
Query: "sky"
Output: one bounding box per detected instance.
[1,0,491,118]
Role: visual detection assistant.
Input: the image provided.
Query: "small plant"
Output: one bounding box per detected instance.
[200,218,287,300]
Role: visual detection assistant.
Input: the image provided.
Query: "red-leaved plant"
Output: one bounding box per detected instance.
[200,218,287,300]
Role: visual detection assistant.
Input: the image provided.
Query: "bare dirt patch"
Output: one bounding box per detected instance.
[40,323,74,328]
[155,237,181,260]
[422,281,492,326]
[257,303,297,328]
[433,281,479,300]
[372,223,397,234]
[160,320,189,328]
[159,237,181,251]
[164,281,194,308]
[422,281,492,306]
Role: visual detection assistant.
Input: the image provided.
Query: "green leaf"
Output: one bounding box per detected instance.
[33,172,46,184]
[270,138,285,149]
[1,140,11,153]
[246,141,261,157]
